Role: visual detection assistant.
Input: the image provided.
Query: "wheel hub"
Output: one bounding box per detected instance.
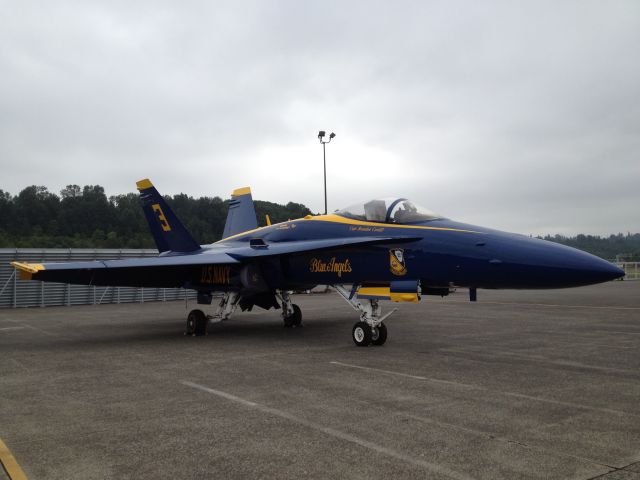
[371,327,379,342]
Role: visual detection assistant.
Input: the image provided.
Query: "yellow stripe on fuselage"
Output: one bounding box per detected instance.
[307,214,481,234]
[215,214,482,243]
[358,287,391,298]
[216,214,479,243]
[216,224,270,243]
[358,287,419,302]
[390,292,420,303]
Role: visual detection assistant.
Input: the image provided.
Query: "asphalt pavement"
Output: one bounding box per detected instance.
[1,281,639,479]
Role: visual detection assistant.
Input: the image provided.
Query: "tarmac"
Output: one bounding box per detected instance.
[1,281,639,480]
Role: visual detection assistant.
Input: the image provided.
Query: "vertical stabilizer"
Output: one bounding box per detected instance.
[136,179,201,253]
[222,187,258,239]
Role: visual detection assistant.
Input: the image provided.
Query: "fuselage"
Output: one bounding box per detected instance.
[209,214,624,291]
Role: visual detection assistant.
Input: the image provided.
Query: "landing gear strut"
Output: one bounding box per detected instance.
[185,292,240,336]
[277,291,302,327]
[210,292,241,323]
[334,285,395,346]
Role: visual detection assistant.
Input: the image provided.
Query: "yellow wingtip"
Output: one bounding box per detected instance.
[265,214,271,226]
[11,261,45,280]
[11,261,45,274]
[232,186,251,197]
[136,178,153,190]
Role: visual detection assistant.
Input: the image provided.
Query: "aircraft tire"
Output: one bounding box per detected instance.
[291,304,302,326]
[283,304,302,328]
[187,309,207,336]
[371,322,388,346]
[352,321,372,347]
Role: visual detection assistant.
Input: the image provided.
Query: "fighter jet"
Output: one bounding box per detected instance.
[12,179,624,346]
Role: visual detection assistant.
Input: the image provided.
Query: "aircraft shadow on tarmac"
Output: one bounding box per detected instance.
[15,314,353,351]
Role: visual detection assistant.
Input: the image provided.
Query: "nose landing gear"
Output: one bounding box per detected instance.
[352,321,371,346]
[352,321,388,346]
[371,322,388,346]
[335,285,395,347]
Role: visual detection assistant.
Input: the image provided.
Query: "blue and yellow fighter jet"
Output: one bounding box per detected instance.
[12,179,624,346]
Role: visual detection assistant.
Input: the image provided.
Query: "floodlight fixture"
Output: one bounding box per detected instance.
[317,129,336,214]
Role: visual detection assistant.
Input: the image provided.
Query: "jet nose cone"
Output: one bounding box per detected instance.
[500,236,627,288]
[600,262,625,282]
[564,250,625,285]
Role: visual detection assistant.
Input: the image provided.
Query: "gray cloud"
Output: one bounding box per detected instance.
[1,1,638,235]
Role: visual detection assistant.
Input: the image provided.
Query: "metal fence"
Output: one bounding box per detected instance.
[617,262,640,281]
[0,248,195,308]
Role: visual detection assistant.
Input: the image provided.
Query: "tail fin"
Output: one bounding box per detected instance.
[222,187,258,239]
[136,179,201,253]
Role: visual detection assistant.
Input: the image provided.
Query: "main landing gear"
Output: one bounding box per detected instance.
[185,292,240,336]
[186,309,207,336]
[277,291,302,328]
[185,291,302,335]
[334,285,396,347]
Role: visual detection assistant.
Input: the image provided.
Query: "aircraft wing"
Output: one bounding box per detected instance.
[11,250,239,286]
[12,235,418,287]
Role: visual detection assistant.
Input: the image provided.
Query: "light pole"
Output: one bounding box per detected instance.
[318,130,335,215]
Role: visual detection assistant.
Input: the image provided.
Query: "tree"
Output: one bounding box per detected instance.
[60,185,81,199]
[14,186,60,236]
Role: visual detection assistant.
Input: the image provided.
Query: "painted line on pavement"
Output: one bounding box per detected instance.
[438,348,640,377]
[181,380,474,480]
[0,438,27,480]
[330,361,639,417]
[404,413,614,471]
[447,301,640,311]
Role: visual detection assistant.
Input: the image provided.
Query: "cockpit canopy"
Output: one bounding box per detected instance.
[336,198,443,224]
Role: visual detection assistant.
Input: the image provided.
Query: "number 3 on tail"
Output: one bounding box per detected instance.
[152,204,172,232]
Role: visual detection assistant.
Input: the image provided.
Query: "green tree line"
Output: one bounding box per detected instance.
[540,234,640,262]
[0,185,311,249]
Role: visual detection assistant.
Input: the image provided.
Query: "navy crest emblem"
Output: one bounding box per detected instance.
[389,248,407,276]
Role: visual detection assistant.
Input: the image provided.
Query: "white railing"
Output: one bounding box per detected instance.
[0,248,196,308]
[617,262,640,281]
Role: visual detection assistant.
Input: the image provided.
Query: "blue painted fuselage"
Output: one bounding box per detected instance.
[215,215,623,290]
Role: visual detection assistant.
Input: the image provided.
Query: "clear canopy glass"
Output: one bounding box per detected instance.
[336,198,443,224]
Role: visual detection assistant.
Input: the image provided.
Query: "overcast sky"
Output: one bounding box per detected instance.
[1,1,638,235]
